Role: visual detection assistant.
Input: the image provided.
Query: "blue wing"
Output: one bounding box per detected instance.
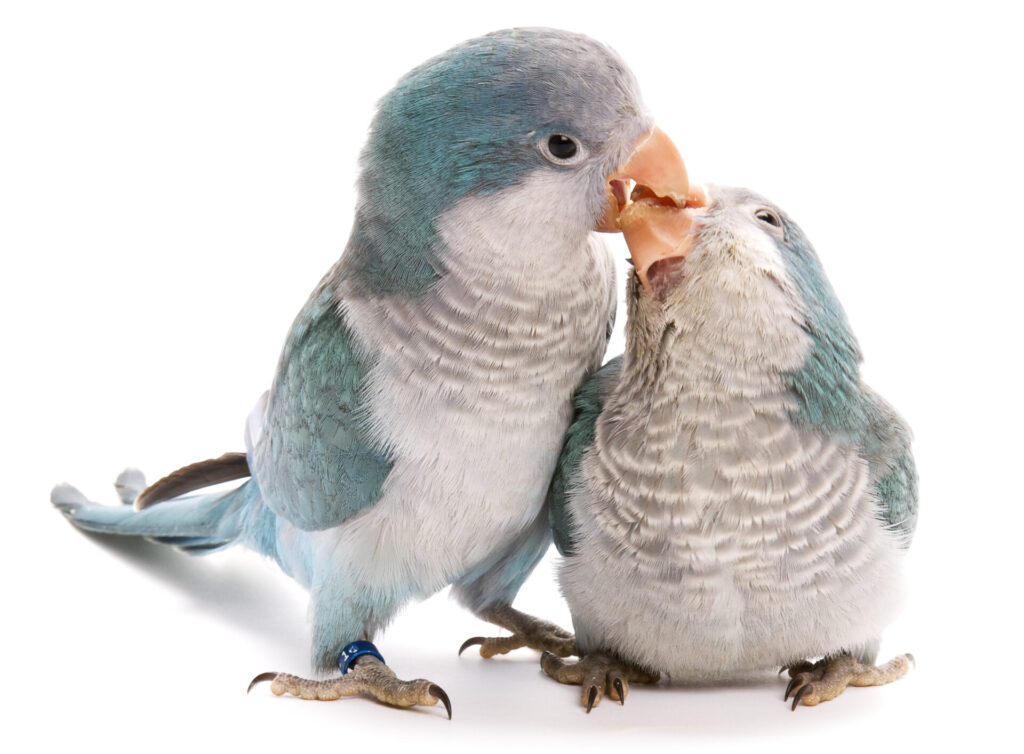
[251,279,392,531]
[547,356,622,557]
[858,385,919,546]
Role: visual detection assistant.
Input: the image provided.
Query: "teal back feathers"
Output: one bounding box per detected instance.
[774,214,918,543]
[548,357,623,557]
[774,217,865,442]
[253,282,392,531]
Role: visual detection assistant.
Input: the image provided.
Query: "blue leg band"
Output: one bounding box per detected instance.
[338,641,386,675]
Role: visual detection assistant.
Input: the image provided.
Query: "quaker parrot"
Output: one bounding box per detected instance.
[542,184,917,710]
[51,27,691,716]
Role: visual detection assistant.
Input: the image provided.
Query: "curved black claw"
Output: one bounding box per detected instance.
[784,676,802,701]
[613,677,625,705]
[585,685,598,714]
[429,684,453,720]
[247,671,277,694]
[791,684,813,710]
[458,637,485,656]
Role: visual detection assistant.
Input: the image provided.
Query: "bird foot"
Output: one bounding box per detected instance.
[460,604,575,658]
[782,652,914,709]
[541,651,659,712]
[248,656,451,718]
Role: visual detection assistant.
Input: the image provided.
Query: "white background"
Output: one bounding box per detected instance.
[2,1,1021,751]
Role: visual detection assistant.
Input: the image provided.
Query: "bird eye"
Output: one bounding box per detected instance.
[755,209,782,228]
[548,135,577,159]
[539,133,585,165]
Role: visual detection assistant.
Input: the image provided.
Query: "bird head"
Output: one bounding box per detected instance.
[341,28,689,295]
[620,185,861,384]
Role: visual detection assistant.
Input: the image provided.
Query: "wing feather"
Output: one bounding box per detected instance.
[548,356,622,556]
[251,281,392,531]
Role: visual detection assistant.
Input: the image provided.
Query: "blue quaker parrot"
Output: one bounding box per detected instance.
[541,184,917,711]
[51,28,691,716]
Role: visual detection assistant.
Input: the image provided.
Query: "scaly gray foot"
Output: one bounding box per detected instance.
[782,652,914,710]
[247,656,451,718]
[541,651,659,712]
[460,604,575,658]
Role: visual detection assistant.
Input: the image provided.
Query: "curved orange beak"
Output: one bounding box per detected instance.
[619,184,709,292]
[595,126,690,232]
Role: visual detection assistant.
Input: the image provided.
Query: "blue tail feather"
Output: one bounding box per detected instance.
[51,474,261,555]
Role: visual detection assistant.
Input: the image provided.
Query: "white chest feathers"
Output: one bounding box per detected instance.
[335,178,616,596]
[561,379,905,679]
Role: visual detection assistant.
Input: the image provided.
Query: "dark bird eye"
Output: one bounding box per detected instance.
[755,209,782,228]
[547,134,578,159]
[539,133,584,164]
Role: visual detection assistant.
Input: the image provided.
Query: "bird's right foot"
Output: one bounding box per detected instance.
[248,645,451,719]
[460,603,576,658]
[540,651,659,712]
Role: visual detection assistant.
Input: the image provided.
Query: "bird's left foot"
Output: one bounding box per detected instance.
[459,603,575,658]
[782,652,914,709]
[248,652,451,719]
[541,651,659,712]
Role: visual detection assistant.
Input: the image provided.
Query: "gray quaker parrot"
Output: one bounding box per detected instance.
[51,28,691,716]
[542,184,917,711]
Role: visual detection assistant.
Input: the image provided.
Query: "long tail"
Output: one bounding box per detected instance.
[135,453,250,510]
[52,456,260,554]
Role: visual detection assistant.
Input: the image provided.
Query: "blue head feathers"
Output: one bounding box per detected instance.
[340,28,650,295]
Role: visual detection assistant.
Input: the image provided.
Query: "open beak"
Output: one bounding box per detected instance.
[595,126,690,232]
[620,183,709,292]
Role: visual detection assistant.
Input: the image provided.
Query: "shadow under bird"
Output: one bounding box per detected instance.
[50,28,693,716]
[536,184,917,711]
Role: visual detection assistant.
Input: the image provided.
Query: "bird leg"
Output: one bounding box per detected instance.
[459,603,576,658]
[248,655,451,719]
[782,652,913,710]
[540,651,659,712]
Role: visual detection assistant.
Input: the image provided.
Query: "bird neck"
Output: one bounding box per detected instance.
[622,272,810,402]
[332,179,614,413]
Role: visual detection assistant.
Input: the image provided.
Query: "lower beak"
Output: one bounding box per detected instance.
[594,126,690,232]
[621,184,709,292]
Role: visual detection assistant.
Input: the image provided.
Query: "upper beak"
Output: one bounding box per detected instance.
[619,184,709,292]
[594,126,690,232]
